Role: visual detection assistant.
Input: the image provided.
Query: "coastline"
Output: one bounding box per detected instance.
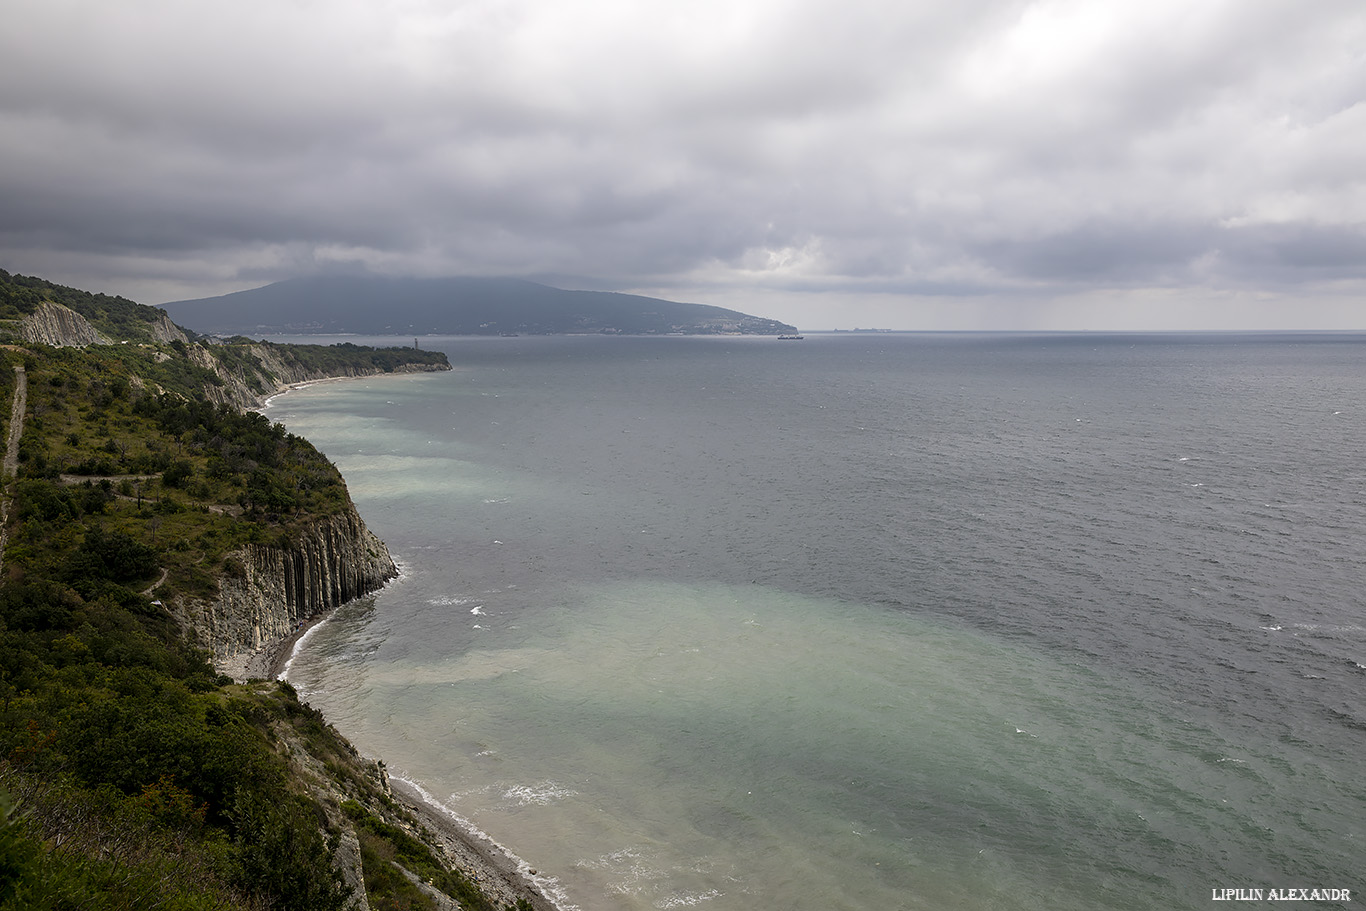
[256,374,353,411]
[204,391,565,911]
[389,778,564,911]
[211,608,325,682]
[237,370,564,910]
[216,602,563,911]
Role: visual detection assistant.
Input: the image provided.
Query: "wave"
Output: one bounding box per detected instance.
[428,595,476,606]
[280,561,408,680]
[575,845,727,910]
[655,889,725,908]
[499,780,578,808]
[278,616,330,681]
[393,776,577,911]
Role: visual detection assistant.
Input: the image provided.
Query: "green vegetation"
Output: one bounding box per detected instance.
[0,269,166,343]
[0,271,522,910]
[7,348,353,600]
[0,555,352,909]
[246,339,451,377]
[342,801,514,911]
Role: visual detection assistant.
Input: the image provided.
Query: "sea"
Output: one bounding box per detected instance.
[265,332,1365,911]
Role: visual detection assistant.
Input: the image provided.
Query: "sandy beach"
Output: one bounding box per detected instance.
[215,610,561,911]
[256,374,353,413]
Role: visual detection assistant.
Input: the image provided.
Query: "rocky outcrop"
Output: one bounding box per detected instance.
[147,310,190,344]
[185,344,265,410]
[168,505,398,666]
[19,301,110,347]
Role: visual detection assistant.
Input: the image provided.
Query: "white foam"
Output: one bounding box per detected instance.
[654,890,724,908]
[280,562,407,681]
[392,776,577,911]
[578,845,659,894]
[260,378,342,411]
[279,615,329,681]
[1291,623,1365,635]
[500,781,578,807]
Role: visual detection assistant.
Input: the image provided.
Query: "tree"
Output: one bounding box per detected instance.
[68,527,158,584]
[162,460,193,488]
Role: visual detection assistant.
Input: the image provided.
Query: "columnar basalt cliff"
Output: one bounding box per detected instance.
[169,504,398,670]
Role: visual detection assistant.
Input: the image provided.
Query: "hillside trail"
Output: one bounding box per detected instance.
[0,365,27,573]
[141,567,169,597]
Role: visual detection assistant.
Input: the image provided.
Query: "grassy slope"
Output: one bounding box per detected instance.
[0,272,526,911]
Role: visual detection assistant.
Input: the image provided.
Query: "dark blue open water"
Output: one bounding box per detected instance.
[271,333,1364,910]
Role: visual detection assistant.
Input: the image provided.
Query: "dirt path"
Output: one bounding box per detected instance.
[140,566,169,597]
[3,365,25,478]
[0,365,27,573]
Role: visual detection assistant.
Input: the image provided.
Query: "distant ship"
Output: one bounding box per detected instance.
[778,334,805,340]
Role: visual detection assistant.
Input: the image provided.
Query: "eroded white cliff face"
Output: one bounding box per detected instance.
[19,301,110,347]
[17,301,188,347]
[188,342,447,410]
[147,311,190,344]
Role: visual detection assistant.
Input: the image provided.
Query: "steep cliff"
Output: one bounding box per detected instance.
[147,309,191,344]
[189,342,449,410]
[169,504,398,668]
[19,300,110,346]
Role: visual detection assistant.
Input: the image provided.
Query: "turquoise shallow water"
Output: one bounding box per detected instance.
[273,334,1364,910]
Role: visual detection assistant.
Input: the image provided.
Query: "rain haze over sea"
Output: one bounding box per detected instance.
[271,333,1364,910]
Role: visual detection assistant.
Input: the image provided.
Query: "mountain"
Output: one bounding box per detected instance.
[161,275,798,336]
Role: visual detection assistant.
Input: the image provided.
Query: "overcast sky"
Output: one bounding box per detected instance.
[2,0,1363,330]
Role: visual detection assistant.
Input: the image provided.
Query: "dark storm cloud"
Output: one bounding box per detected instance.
[1221,223,1366,279]
[1,0,1363,327]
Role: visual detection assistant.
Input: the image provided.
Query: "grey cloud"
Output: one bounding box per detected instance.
[1219,223,1366,279]
[1,0,1363,327]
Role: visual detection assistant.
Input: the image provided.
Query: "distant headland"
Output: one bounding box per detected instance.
[162,275,798,337]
